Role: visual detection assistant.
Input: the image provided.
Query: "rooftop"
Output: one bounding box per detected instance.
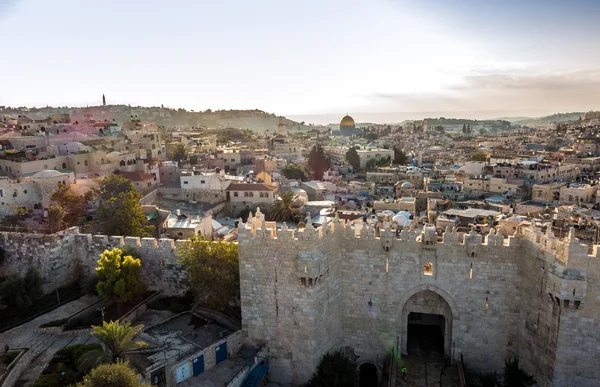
[226,183,278,191]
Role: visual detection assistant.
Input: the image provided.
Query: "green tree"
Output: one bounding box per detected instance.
[434,125,445,133]
[0,267,43,308]
[96,174,136,202]
[470,152,488,162]
[95,176,153,236]
[467,124,472,134]
[365,159,377,171]
[268,190,300,222]
[78,362,151,387]
[394,148,407,165]
[281,164,306,181]
[504,357,536,387]
[462,123,467,133]
[47,205,65,232]
[303,351,357,387]
[308,144,329,180]
[95,248,147,304]
[345,147,361,172]
[177,236,239,310]
[0,208,26,230]
[51,184,92,226]
[170,143,187,164]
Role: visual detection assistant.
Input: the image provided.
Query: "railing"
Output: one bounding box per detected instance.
[458,353,468,387]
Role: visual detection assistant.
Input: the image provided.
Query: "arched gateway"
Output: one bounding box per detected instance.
[399,285,458,361]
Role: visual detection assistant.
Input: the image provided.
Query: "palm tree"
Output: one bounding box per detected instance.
[268,190,300,222]
[47,205,65,232]
[80,320,148,371]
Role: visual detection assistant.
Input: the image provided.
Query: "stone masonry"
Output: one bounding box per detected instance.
[0,212,599,387]
[237,210,600,387]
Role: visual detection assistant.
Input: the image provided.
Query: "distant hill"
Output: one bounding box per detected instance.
[0,105,327,134]
[512,112,584,127]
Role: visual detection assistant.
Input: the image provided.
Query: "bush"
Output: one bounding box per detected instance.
[77,362,151,387]
[0,267,43,308]
[56,344,102,367]
[39,318,69,328]
[303,351,357,387]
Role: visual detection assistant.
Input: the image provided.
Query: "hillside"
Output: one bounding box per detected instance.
[513,112,584,127]
[0,105,327,134]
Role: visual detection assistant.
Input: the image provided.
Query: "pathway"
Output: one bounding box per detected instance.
[0,295,100,387]
[396,356,460,387]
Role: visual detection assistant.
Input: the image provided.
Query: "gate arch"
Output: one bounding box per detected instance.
[398,284,458,361]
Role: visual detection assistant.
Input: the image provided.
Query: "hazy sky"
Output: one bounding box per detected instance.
[1,0,599,121]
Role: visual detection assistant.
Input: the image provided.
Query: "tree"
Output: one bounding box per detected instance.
[470,152,488,162]
[462,123,467,133]
[51,184,92,226]
[47,205,65,232]
[308,145,329,180]
[434,125,445,134]
[95,248,147,304]
[303,351,357,387]
[0,267,43,308]
[504,357,536,387]
[268,190,300,222]
[394,148,407,165]
[170,143,187,164]
[96,191,153,236]
[467,124,472,134]
[78,362,151,387]
[345,147,361,172]
[96,174,136,202]
[281,164,306,181]
[177,236,239,310]
[365,159,377,171]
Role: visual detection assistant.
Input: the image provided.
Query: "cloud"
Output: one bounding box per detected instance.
[370,69,600,114]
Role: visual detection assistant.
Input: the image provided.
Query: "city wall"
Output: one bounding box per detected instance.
[238,212,600,387]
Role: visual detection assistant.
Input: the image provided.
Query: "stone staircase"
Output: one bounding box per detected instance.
[395,356,460,387]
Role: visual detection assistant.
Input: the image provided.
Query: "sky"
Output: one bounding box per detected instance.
[1,0,599,123]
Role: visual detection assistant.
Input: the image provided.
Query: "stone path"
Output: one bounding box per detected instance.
[396,357,460,387]
[0,295,100,387]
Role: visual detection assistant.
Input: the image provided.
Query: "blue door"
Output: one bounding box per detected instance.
[192,355,204,376]
[215,342,227,364]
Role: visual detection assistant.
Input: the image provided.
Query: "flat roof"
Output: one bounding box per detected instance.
[444,208,499,218]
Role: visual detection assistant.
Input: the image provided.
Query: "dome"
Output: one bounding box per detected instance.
[400,182,414,188]
[340,115,355,127]
[32,169,63,178]
[367,142,377,147]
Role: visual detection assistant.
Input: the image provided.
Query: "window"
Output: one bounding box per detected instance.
[244,192,249,197]
[23,190,27,194]
[84,160,88,166]
[201,180,205,184]
[0,189,3,197]
[234,192,238,197]
[231,158,235,162]
[152,144,156,149]
[424,262,433,276]
[183,181,189,184]
[249,192,254,197]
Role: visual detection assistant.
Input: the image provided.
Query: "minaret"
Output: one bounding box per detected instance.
[277,117,286,136]
[102,94,106,107]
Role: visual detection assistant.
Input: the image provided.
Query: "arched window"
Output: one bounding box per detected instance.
[84,160,88,166]
[62,163,66,169]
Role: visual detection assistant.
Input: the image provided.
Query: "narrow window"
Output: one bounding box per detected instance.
[469,263,473,279]
[386,257,389,273]
[485,296,489,311]
[276,298,279,317]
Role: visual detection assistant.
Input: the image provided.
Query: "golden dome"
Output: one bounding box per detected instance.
[340,115,355,127]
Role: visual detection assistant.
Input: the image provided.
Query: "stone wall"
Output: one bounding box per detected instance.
[0,228,187,296]
[238,213,600,387]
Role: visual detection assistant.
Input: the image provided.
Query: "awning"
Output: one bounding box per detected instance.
[146,210,161,221]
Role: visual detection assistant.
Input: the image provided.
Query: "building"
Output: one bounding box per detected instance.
[339,115,357,137]
[163,212,212,239]
[355,147,394,169]
[119,171,158,194]
[226,183,278,215]
[238,212,600,386]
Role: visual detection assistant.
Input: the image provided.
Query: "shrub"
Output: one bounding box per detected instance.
[81,275,99,296]
[39,318,69,328]
[148,290,195,313]
[57,344,102,368]
[77,362,151,387]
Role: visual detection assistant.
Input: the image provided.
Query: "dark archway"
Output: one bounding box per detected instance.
[407,312,445,358]
[359,363,378,387]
